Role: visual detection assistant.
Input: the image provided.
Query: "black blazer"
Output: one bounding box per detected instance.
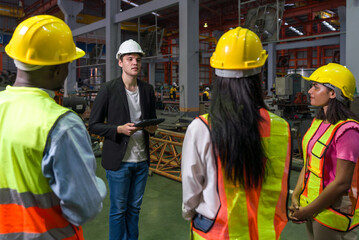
[88,77,157,170]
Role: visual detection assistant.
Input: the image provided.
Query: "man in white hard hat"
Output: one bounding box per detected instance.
[89,39,157,240]
[0,15,106,239]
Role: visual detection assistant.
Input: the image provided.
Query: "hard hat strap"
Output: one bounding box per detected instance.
[323,83,349,104]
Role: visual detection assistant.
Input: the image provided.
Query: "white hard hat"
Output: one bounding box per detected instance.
[116,39,145,60]
[205,87,209,91]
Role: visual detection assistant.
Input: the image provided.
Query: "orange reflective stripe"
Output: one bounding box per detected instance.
[192,156,230,240]
[0,204,70,234]
[245,187,261,240]
[214,157,230,238]
[258,108,270,137]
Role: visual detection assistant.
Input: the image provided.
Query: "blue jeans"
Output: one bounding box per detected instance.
[106,161,149,240]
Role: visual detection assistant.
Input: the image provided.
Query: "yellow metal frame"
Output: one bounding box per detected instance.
[149,128,184,182]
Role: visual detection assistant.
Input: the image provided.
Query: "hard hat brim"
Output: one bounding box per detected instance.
[302,76,311,81]
[302,75,329,85]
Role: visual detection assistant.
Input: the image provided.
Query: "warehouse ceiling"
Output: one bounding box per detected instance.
[0,0,346,40]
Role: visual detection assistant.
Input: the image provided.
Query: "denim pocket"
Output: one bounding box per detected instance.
[192,214,215,233]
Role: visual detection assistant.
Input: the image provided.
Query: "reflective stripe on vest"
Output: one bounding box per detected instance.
[300,118,359,231]
[191,109,291,240]
[0,86,84,239]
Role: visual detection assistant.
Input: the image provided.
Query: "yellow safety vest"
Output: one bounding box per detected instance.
[0,86,84,239]
[300,118,359,231]
[192,109,291,240]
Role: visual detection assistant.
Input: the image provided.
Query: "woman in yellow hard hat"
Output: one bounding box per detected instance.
[181,27,291,239]
[289,63,359,239]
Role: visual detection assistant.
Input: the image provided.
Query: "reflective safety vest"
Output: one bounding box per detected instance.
[192,109,291,240]
[300,118,359,231]
[0,86,84,240]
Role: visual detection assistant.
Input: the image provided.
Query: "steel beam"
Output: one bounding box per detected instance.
[114,0,179,23]
[72,19,106,37]
[275,36,340,50]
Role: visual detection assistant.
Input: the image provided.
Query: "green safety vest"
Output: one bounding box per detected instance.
[0,86,84,239]
[192,109,291,240]
[300,118,359,231]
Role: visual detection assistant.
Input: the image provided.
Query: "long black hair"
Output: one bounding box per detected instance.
[316,87,359,124]
[209,74,267,189]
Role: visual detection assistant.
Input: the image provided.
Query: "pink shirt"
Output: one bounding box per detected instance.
[307,122,359,187]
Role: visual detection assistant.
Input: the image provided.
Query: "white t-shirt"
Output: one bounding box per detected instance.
[122,87,147,163]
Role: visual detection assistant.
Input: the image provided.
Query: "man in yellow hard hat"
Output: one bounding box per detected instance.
[170,82,177,100]
[0,15,106,239]
[202,87,210,101]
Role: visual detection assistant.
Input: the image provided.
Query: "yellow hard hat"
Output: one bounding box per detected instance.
[303,63,356,101]
[210,27,268,77]
[5,15,85,65]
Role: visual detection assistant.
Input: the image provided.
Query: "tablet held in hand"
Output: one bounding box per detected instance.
[134,118,165,127]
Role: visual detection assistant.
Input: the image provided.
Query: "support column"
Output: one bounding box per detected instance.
[346,0,359,90]
[179,0,199,117]
[338,6,346,65]
[267,43,276,95]
[58,0,83,96]
[148,61,156,87]
[106,0,121,81]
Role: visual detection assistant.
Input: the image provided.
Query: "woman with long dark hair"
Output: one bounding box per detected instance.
[289,63,359,240]
[181,27,291,240]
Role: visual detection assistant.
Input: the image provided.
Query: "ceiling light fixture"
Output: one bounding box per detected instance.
[322,21,336,31]
[279,18,304,35]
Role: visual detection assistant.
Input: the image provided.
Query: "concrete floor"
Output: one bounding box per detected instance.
[82,157,310,240]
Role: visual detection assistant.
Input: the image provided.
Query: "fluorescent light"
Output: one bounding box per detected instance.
[289,26,304,35]
[122,0,138,7]
[322,21,336,31]
[280,19,303,35]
